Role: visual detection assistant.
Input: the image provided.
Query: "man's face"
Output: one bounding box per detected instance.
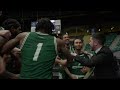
[74,39,83,50]
[63,34,69,43]
[89,37,97,51]
[11,26,21,38]
[89,37,94,51]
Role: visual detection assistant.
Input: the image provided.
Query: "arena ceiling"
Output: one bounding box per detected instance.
[1,10,116,19]
[1,9,120,29]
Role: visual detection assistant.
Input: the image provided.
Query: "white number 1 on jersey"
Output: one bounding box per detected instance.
[33,43,43,61]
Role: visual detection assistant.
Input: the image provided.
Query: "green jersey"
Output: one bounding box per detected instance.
[69,53,90,79]
[20,32,57,79]
[58,45,74,79]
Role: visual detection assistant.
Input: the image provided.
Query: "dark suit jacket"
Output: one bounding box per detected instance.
[75,46,117,79]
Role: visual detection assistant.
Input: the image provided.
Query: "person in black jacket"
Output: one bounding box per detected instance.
[74,33,117,79]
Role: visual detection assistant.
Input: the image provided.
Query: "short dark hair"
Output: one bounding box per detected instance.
[62,33,68,37]
[2,18,21,30]
[73,38,83,43]
[92,33,105,45]
[35,18,54,34]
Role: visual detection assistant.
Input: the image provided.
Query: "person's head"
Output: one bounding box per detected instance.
[73,38,83,50]
[89,33,105,51]
[35,18,54,35]
[2,18,21,38]
[62,34,70,49]
[62,34,70,42]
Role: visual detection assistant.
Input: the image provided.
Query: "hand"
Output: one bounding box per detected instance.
[81,51,93,58]
[71,52,77,56]
[81,66,90,73]
[12,48,21,58]
[55,56,67,66]
[71,74,78,79]
[81,50,89,54]
[12,48,21,55]
[56,56,61,60]
[11,74,20,79]
[12,47,21,52]
[60,59,67,66]
[57,59,67,66]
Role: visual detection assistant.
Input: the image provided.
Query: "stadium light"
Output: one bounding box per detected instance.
[98,29,101,31]
[111,27,114,30]
[87,30,89,33]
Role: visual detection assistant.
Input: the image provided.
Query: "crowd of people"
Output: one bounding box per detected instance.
[0,18,119,79]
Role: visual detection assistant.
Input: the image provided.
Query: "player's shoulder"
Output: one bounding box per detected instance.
[0,30,11,40]
[56,38,65,45]
[0,30,10,34]
[16,32,29,39]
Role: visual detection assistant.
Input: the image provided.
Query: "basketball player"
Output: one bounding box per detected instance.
[0,18,21,79]
[1,18,74,79]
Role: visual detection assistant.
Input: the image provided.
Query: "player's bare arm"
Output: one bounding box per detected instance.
[1,32,28,55]
[56,38,75,62]
[0,36,8,49]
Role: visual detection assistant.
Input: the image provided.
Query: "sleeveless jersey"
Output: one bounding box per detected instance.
[69,53,90,79]
[20,32,57,79]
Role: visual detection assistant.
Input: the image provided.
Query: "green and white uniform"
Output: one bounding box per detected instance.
[69,53,90,79]
[59,45,74,79]
[20,32,57,79]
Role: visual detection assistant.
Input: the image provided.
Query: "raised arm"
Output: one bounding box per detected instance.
[75,53,108,67]
[0,36,8,50]
[57,38,75,62]
[1,32,27,55]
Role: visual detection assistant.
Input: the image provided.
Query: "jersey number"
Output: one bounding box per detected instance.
[33,43,43,61]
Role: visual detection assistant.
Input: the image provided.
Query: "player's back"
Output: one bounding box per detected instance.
[20,32,57,79]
